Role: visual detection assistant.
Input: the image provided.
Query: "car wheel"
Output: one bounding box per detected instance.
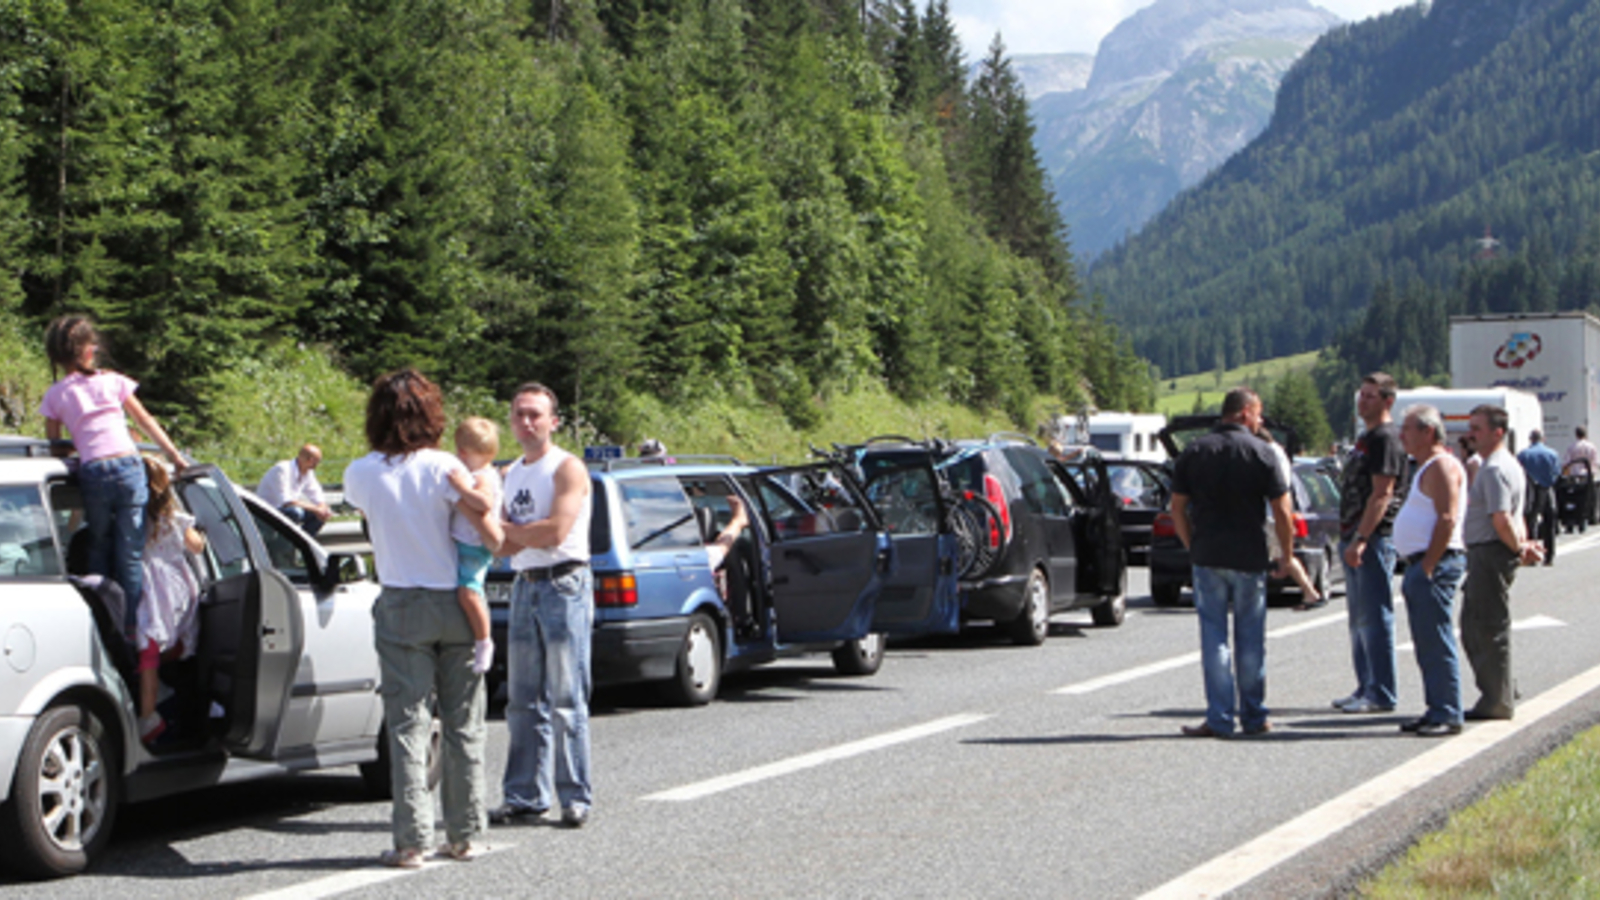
[0,705,119,878]
[360,713,444,799]
[1007,569,1050,646]
[1151,581,1183,607]
[662,612,721,706]
[832,632,886,676]
[1091,567,1128,627]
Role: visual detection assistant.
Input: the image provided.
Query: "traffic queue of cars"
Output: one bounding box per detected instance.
[481,434,1130,704]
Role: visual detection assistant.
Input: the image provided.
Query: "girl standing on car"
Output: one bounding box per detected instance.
[134,456,207,744]
[39,316,187,642]
[342,368,501,868]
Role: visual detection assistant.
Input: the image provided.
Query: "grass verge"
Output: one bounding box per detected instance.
[1362,723,1600,897]
[1155,350,1320,416]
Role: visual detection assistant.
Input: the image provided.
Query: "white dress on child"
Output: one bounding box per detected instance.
[139,511,202,658]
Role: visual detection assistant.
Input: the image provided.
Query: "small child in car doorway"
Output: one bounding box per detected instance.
[136,456,207,744]
[446,418,504,676]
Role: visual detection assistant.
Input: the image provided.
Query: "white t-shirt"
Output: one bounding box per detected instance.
[502,446,590,569]
[257,458,326,510]
[450,465,502,547]
[343,449,464,589]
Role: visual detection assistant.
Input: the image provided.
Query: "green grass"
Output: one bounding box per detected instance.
[2,334,1056,482]
[1362,724,1600,898]
[1154,350,1321,416]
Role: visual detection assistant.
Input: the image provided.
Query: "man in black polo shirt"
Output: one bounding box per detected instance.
[1170,388,1294,738]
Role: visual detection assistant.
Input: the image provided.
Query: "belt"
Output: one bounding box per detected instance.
[1404,548,1464,566]
[516,560,587,582]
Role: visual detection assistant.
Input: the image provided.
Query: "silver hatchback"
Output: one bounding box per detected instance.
[0,438,394,878]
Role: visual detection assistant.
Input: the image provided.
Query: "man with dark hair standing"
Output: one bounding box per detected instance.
[1335,372,1408,714]
[490,384,595,829]
[1462,405,1544,721]
[1516,429,1560,565]
[1170,388,1294,738]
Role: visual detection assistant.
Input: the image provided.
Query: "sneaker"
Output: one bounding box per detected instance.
[436,841,482,862]
[488,804,548,826]
[138,713,167,744]
[1415,721,1463,737]
[1331,693,1363,710]
[1399,718,1427,733]
[1341,697,1395,714]
[379,847,425,869]
[559,806,590,829]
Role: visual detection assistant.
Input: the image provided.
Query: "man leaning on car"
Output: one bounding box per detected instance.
[1169,388,1294,739]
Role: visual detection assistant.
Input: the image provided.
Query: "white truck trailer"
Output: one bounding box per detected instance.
[1450,312,1600,455]
[1391,387,1542,455]
[1055,412,1168,461]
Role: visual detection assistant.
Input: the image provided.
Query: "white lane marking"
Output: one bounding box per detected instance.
[1516,614,1568,630]
[1137,660,1600,900]
[1559,532,1600,555]
[642,713,990,802]
[238,843,515,900]
[1053,613,1347,696]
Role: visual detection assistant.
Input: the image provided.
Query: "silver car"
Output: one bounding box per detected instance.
[0,438,398,878]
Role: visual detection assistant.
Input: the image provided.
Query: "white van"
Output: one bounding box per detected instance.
[1057,413,1168,462]
[1384,387,1543,454]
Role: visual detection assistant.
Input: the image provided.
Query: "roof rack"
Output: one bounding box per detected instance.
[596,454,745,472]
[985,431,1038,447]
[0,437,79,458]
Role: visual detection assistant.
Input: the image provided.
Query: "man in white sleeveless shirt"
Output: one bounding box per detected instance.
[490,383,595,828]
[1392,405,1468,737]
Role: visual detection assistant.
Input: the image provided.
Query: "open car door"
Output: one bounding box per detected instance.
[1051,455,1126,597]
[177,467,304,758]
[855,449,961,635]
[745,464,883,644]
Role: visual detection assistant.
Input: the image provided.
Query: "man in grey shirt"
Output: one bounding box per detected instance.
[1461,405,1545,720]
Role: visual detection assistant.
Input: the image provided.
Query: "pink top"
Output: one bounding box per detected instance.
[38,371,140,462]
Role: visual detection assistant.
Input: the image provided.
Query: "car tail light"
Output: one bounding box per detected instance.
[984,473,1012,547]
[1293,514,1309,540]
[1152,512,1177,538]
[596,571,637,607]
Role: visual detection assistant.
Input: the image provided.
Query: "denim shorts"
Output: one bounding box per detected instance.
[456,541,493,594]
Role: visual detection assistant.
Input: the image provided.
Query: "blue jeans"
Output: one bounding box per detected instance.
[1402,550,1466,725]
[1341,535,1398,708]
[1191,565,1269,735]
[502,566,593,813]
[80,454,149,636]
[279,503,324,537]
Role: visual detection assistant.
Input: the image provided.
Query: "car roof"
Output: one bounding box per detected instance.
[0,438,72,483]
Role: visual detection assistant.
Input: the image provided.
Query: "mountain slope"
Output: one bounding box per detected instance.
[1030,0,1338,258]
[1088,0,1600,377]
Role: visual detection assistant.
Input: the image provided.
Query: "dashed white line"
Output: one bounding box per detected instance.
[642,713,991,802]
[1137,660,1600,899]
[238,843,516,900]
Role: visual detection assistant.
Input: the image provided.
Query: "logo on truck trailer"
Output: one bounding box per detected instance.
[1494,332,1543,369]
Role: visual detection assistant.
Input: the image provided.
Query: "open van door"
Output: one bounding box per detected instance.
[856,449,961,635]
[177,467,304,758]
[746,464,882,644]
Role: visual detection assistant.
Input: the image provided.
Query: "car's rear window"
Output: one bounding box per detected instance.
[617,477,701,552]
[0,484,61,577]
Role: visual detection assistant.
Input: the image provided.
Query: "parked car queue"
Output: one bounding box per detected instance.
[0,431,1127,879]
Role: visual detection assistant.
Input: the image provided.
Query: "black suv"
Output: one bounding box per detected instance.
[855,435,1127,645]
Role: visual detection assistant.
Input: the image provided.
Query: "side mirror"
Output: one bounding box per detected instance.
[319,552,369,591]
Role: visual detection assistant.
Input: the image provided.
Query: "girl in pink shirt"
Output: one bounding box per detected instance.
[38,316,186,640]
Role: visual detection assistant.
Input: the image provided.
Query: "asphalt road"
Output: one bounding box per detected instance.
[9,532,1600,899]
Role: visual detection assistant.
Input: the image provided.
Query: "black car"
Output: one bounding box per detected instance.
[1148,416,1344,605]
[855,435,1127,645]
[1105,458,1170,567]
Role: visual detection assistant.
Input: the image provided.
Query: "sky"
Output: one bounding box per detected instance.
[947,0,1421,59]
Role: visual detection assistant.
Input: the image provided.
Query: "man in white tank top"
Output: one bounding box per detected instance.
[490,384,595,829]
[1392,405,1468,737]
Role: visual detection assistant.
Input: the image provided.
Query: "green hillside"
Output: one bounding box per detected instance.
[0,0,1152,457]
[1154,350,1319,416]
[1089,0,1600,379]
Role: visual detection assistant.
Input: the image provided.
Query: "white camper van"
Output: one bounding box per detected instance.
[1059,413,1168,461]
[1387,387,1543,454]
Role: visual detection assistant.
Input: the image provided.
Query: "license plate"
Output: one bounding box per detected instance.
[485,581,512,605]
